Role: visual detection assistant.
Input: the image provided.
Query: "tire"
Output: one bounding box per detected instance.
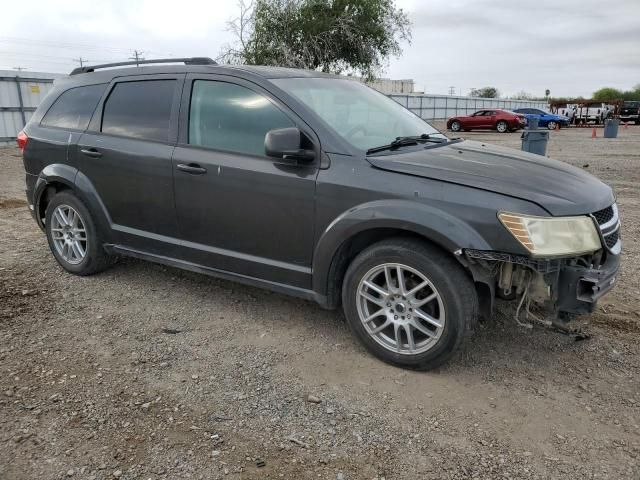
[450,120,462,132]
[341,238,478,370]
[496,120,508,133]
[547,121,558,130]
[45,191,112,276]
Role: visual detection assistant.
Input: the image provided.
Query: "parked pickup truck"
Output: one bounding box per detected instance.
[620,101,640,125]
[574,103,614,125]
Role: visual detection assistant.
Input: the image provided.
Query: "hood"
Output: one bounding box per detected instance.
[367,140,614,216]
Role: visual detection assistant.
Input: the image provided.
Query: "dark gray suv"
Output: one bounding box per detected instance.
[19,58,621,370]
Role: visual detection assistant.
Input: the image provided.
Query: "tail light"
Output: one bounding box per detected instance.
[16,130,29,152]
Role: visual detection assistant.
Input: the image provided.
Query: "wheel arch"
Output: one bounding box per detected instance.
[312,200,493,309]
[34,164,112,240]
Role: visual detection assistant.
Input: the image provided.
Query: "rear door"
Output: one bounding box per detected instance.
[171,74,319,288]
[78,74,184,255]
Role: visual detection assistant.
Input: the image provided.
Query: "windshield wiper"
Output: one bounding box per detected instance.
[366,134,447,155]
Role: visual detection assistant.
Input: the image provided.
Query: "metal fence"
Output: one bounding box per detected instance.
[0,70,58,143]
[389,94,548,120]
[1,70,550,143]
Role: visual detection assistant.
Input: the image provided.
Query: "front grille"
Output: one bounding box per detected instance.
[593,206,614,225]
[604,229,619,249]
[592,203,620,254]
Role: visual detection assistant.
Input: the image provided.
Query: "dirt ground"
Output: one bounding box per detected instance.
[1,125,639,480]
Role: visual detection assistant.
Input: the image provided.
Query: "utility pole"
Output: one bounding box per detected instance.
[13,66,26,71]
[73,57,88,68]
[448,86,456,96]
[129,50,144,66]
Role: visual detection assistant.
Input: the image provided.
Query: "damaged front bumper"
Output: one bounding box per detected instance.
[463,248,620,321]
[552,253,619,316]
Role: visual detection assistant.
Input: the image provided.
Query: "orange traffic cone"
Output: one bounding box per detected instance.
[555,122,560,131]
[591,127,597,138]
[624,122,628,129]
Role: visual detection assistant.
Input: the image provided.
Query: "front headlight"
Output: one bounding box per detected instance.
[498,212,602,257]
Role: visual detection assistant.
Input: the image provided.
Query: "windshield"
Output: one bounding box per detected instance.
[271,77,443,151]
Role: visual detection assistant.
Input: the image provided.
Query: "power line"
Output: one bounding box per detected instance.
[0,35,133,54]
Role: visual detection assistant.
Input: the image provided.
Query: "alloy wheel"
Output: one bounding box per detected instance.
[356,263,445,355]
[547,121,557,130]
[50,204,88,265]
[496,121,508,133]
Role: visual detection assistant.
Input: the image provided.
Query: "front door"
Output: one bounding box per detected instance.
[171,75,319,289]
[483,110,497,128]
[468,111,487,128]
[78,75,183,254]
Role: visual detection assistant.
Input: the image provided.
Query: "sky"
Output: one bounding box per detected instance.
[1,0,638,98]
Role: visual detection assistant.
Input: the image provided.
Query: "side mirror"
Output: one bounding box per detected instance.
[265,127,315,162]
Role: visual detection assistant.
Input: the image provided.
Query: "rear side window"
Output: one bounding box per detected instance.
[101,80,176,142]
[189,80,294,156]
[41,84,106,130]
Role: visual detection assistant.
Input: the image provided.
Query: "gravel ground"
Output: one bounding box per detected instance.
[1,125,639,480]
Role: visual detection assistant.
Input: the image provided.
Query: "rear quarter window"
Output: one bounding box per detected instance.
[41,84,106,130]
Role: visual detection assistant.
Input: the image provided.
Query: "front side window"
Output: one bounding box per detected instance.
[271,78,442,151]
[101,80,176,142]
[41,84,106,130]
[189,80,294,156]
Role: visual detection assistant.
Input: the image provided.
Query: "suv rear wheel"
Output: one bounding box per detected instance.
[45,191,112,275]
[342,238,477,370]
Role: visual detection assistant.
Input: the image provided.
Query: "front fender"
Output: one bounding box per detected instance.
[312,199,493,296]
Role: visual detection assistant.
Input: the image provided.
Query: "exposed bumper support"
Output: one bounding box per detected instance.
[552,253,619,316]
[462,249,620,321]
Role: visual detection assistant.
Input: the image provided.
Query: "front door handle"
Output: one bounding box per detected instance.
[80,148,102,158]
[176,163,207,175]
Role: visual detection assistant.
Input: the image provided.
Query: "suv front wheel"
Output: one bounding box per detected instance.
[45,191,112,276]
[342,239,477,370]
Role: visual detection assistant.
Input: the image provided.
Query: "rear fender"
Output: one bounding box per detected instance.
[34,164,112,240]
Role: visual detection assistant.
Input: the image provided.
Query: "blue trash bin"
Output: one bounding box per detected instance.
[604,119,620,138]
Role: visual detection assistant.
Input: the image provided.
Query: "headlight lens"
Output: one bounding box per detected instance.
[498,212,602,257]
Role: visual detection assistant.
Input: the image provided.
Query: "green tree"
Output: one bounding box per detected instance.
[221,0,411,79]
[593,87,624,101]
[622,84,640,101]
[469,86,500,98]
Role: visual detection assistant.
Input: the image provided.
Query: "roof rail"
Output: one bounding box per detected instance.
[70,57,217,75]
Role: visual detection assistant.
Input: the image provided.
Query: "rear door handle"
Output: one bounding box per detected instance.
[80,148,103,158]
[176,163,207,175]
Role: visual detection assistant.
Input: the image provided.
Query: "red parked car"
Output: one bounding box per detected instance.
[447,109,526,133]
